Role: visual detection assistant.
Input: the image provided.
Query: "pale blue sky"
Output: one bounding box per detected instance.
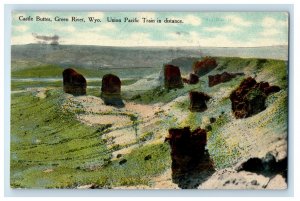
[12,12,288,47]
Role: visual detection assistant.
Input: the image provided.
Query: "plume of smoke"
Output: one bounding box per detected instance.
[32,33,60,45]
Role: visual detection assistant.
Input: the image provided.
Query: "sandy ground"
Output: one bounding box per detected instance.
[112,166,287,190]
[62,89,287,190]
[62,95,170,158]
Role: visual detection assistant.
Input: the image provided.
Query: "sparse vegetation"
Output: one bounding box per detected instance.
[129,82,204,104]
[10,55,288,188]
[216,57,257,72]
[138,132,154,143]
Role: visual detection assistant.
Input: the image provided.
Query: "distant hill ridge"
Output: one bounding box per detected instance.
[11,44,288,70]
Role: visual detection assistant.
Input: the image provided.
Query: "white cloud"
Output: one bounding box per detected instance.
[126,33,152,45]
[184,15,202,26]
[227,15,252,27]
[260,17,288,38]
[101,23,118,31]
[59,31,153,47]
[53,25,76,33]
[11,34,35,45]
[260,28,281,37]
[262,17,288,28]
[166,32,243,47]
[11,12,287,47]
[200,35,240,47]
[262,17,276,27]
[204,25,239,33]
[89,23,118,33]
[250,37,288,47]
[12,28,287,47]
[13,25,29,32]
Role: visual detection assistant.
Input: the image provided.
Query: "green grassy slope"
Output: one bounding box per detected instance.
[11,64,161,79]
[168,57,288,169]
[128,57,288,169]
[11,90,171,188]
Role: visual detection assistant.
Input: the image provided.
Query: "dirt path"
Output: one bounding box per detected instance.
[62,95,170,159]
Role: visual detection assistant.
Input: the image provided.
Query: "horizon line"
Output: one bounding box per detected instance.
[11,43,288,49]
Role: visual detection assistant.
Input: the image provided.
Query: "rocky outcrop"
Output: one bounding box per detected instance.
[164,64,183,89]
[198,152,287,190]
[165,127,214,189]
[189,91,211,112]
[62,68,87,96]
[165,127,207,159]
[193,57,218,76]
[230,77,281,118]
[182,73,199,84]
[101,74,121,96]
[101,74,124,107]
[235,153,287,179]
[208,72,244,87]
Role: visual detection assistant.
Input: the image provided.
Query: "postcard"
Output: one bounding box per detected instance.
[10,11,288,189]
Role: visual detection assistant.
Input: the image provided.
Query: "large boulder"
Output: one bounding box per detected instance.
[193,57,218,76]
[165,127,214,188]
[164,64,183,89]
[165,127,207,172]
[62,68,87,95]
[230,77,281,118]
[208,72,244,87]
[189,91,211,112]
[101,74,123,107]
[235,152,287,181]
[101,74,121,96]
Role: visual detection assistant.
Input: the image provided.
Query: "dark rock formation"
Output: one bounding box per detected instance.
[164,64,183,89]
[165,127,215,189]
[166,127,207,163]
[193,57,218,76]
[236,152,287,180]
[189,73,199,84]
[189,91,211,112]
[182,73,199,84]
[101,74,124,107]
[101,74,121,95]
[62,68,87,95]
[165,127,207,173]
[230,77,280,118]
[208,72,244,87]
